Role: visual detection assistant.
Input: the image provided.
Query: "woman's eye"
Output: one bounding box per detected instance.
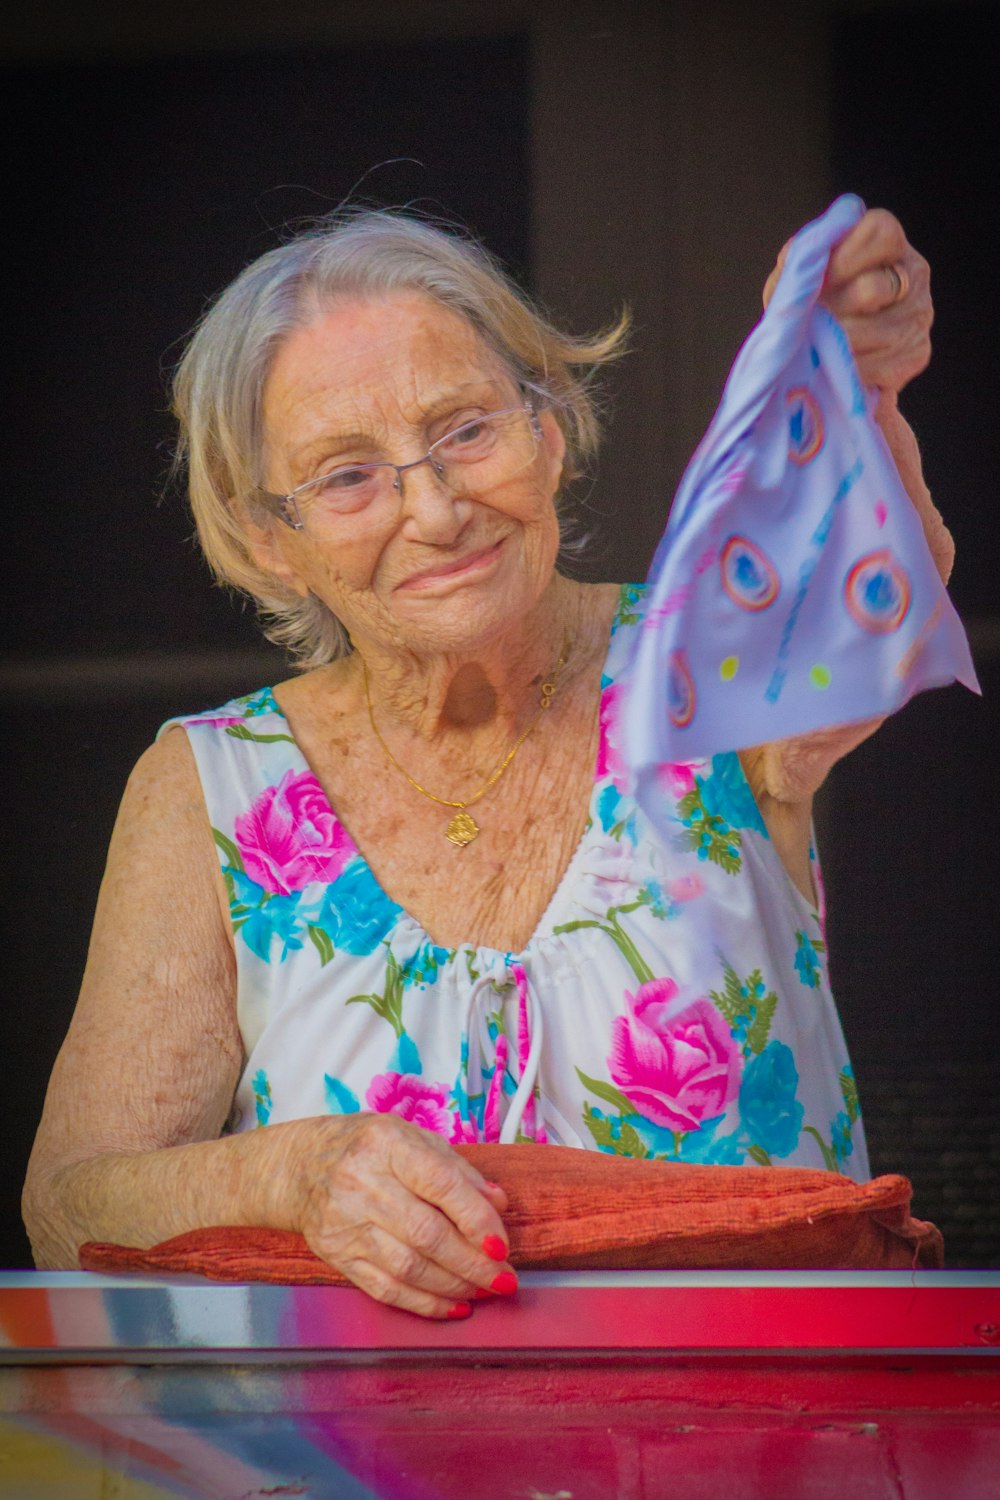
[438,416,497,457]
[318,467,374,494]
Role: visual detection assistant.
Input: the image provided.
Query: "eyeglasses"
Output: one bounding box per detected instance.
[255,403,544,532]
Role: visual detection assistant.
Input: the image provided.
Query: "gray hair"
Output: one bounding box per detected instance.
[172,209,629,668]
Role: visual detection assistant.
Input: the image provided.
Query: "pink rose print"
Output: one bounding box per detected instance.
[596,681,628,785]
[450,1116,480,1145]
[657,761,697,799]
[483,1033,510,1144]
[366,1073,456,1139]
[234,769,358,895]
[512,962,548,1144]
[609,979,741,1132]
[667,873,704,903]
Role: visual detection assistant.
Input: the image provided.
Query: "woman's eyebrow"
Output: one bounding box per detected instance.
[284,379,513,474]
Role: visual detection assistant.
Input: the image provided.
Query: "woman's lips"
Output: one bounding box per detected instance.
[396,538,505,593]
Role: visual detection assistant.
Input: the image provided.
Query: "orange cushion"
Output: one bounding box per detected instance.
[78,1143,943,1282]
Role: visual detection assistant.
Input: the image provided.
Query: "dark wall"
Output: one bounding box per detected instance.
[818,7,999,1265]
[4,39,530,657]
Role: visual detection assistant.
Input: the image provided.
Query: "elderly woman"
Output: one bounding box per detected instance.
[24,205,946,1318]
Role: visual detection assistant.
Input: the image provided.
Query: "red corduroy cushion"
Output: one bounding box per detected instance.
[79,1143,943,1282]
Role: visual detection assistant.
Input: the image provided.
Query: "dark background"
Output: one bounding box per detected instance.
[2,1,997,1267]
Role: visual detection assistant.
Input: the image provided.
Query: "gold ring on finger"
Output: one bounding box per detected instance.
[884,263,908,303]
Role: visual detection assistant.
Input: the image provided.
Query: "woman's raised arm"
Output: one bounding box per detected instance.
[744,210,953,836]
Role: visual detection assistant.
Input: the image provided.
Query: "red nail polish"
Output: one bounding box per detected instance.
[483,1180,502,1192]
[482,1234,507,1261]
[490,1270,518,1296]
[447,1301,472,1320]
[472,1286,494,1300]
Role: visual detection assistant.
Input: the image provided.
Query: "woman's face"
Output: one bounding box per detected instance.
[255,292,566,659]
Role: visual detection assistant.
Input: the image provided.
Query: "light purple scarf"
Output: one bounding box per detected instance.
[622,194,979,829]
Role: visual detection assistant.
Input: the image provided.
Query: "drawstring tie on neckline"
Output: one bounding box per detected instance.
[465,960,547,1144]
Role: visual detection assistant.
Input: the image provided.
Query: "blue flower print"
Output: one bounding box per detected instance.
[252,1069,272,1126]
[596,783,638,844]
[229,868,309,962]
[676,1115,747,1165]
[324,1075,361,1114]
[389,1031,422,1075]
[401,941,453,989]
[317,860,402,956]
[639,879,670,921]
[830,1109,854,1164]
[739,1040,804,1158]
[234,686,282,718]
[699,753,769,838]
[794,929,824,988]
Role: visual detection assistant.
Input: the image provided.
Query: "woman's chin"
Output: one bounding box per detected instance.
[385,545,553,652]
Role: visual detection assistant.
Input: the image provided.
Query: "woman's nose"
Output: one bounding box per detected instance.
[396,457,471,542]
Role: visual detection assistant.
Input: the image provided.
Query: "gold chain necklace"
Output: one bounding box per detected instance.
[362,633,570,847]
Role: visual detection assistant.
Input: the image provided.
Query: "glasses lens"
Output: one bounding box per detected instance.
[295,464,397,527]
[435,409,538,493]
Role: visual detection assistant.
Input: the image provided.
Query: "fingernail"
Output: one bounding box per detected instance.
[482,1234,507,1261]
[490,1270,518,1296]
[472,1286,494,1300]
[447,1301,472,1320]
[483,1180,502,1192]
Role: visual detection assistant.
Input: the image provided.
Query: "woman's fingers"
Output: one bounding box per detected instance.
[336,1246,476,1321]
[299,1113,516,1318]
[389,1124,511,1256]
[822,209,932,392]
[762,206,932,394]
[823,206,908,288]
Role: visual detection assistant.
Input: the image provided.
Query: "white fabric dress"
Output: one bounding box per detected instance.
[162,585,868,1180]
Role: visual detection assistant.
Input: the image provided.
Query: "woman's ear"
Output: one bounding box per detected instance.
[239,507,312,599]
[538,409,567,488]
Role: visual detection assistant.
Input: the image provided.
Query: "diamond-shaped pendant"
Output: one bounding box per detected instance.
[446,810,479,847]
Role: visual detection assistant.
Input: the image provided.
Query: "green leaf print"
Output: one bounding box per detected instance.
[745,989,778,1057]
[308,924,335,966]
[803,1125,839,1173]
[575,1067,636,1118]
[708,960,745,1026]
[710,959,777,1056]
[224,723,297,745]
[346,947,404,1037]
[678,787,742,875]
[553,911,655,985]
[212,827,245,873]
[614,581,645,630]
[839,1068,860,1124]
[747,1144,773,1166]
[582,1103,650,1158]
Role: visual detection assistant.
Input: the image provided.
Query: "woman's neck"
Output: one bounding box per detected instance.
[352,575,583,745]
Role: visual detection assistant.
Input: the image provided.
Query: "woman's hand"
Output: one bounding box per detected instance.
[281,1113,514,1319]
[763,206,933,395]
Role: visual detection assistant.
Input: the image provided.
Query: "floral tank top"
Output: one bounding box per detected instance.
[162,584,868,1179]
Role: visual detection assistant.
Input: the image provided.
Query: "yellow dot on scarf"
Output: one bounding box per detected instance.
[809,663,832,689]
[720,655,739,681]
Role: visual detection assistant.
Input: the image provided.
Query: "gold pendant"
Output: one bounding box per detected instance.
[446,810,479,847]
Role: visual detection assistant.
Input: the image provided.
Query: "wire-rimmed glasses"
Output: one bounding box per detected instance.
[254,403,544,533]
